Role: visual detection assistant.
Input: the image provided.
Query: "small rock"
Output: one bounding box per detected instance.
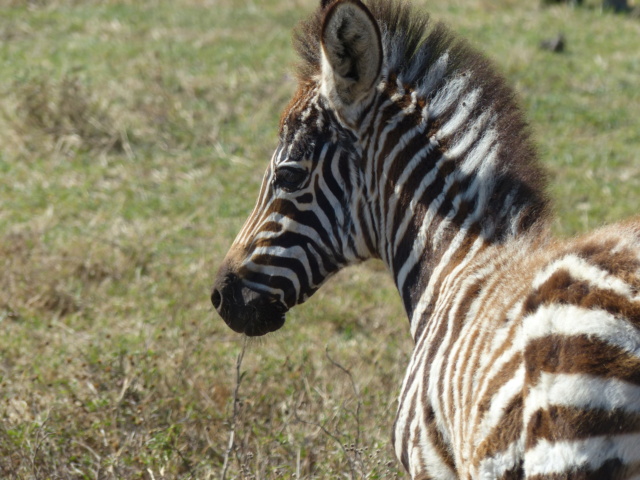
[540,33,566,53]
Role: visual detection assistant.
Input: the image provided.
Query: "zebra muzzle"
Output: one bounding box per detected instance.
[211,272,287,337]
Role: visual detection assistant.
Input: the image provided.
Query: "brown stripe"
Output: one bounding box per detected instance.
[452,318,483,424]
[443,274,486,425]
[622,461,640,479]
[461,268,528,431]
[413,226,485,342]
[412,475,436,480]
[524,269,640,327]
[472,352,522,434]
[472,394,523,465]
[279,84,311,129]
[411,410,429,475]
[427,240,487,432]
[524,334,640,387]
[496,463,524,480]
[423,403,457,471]
[526,405,640,448]
[422,239,491,434]
[578,240,640,296]
[526,457,630,480]
[398,387,419,472]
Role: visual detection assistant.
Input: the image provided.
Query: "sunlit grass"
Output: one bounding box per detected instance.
[0,0,638,478]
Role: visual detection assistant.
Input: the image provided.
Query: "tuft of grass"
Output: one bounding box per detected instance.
[0,0,638,478]
[14,73,124,154]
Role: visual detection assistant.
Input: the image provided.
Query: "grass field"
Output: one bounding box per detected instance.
[0,0,639,478]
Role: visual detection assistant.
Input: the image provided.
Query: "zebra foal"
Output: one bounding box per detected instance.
[211,0,640,478]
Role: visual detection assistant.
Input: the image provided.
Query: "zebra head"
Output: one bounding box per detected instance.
[212,0,383,336]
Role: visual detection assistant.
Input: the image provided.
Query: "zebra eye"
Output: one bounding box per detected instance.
[274,167,307,192]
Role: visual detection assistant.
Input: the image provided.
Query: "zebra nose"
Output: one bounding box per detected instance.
[211,287,222,310]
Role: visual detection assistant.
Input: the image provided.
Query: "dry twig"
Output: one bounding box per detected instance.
[221,337,248,480]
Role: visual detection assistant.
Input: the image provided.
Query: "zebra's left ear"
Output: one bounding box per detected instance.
[320,0,382,120]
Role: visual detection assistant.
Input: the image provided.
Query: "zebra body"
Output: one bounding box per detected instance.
[396,224,640,478]
[211,0,640,477]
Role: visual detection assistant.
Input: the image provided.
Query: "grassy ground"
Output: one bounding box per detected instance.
[0,0,638,478]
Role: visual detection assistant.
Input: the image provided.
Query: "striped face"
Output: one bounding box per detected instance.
[211,89,367,336]
[212,0,386,336]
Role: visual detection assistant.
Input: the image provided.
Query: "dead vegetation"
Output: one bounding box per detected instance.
[13,74,124,154]
[0,222,154,322]
[0,0,638,478]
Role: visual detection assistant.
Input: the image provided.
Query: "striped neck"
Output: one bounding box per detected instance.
[354,74,550,336]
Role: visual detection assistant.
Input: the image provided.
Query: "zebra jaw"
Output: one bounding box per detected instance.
[211,273,288,337]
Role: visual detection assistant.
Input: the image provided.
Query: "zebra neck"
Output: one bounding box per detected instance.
[356,80,550,339]
[385,191,547,341]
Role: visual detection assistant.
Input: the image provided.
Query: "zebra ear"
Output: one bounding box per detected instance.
[320,0,382,117]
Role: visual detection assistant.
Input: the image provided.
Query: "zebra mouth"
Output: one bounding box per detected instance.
[211,279,288,337]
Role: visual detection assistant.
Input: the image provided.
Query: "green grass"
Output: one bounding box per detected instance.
[0,0,638,478]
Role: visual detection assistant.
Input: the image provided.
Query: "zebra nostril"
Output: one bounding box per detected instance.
[211,288,222,310]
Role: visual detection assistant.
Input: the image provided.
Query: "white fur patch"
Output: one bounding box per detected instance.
[522,303,640,358]
[525,434,640,476]
[524,372,640,420]
[428,75,469,119]
[473,437,524,480]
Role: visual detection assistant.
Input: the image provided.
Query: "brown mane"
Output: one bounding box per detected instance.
[292,0,551,230]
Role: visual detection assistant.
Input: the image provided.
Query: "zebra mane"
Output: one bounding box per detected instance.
[293,0,552,231]
[294,0,508,88]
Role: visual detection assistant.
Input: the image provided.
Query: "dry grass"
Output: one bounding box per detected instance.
[14,74,124,154]
[0,0,638,478]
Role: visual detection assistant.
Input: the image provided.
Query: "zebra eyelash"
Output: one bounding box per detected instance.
[273,165,308,192]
